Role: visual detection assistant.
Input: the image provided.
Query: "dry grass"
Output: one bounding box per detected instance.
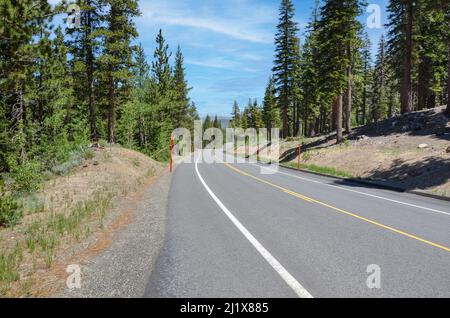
[0,146,164,297]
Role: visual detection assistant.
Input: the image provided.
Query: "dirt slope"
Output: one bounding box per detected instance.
[236,106,450,197]
[0,145,166,297]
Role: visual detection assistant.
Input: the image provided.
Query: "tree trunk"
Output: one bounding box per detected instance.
[401,1,413,114]
[107,80,115,143]
[345,65,352,134]
[362,83,367,125]
[446,41,450,115]
[15,85,27,163]
[320,106,325,134]
[292,100,297,137]
[303,101,308,137]
[334,93,343,144]
[388,87,394,118]
[417,66,426,111]
[361,49,369,125]
[85,2,97,142]
[138,116,144,148]
[331,100,337,131]
[282,94,289,138]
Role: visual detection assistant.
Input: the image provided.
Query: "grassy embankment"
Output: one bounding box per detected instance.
[0,144,163,297]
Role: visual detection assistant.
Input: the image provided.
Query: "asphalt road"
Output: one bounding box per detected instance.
[145,150,450,298]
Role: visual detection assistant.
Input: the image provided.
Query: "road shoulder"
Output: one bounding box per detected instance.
[59,171,171,298]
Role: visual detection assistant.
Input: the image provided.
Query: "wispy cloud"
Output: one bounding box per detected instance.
[139,0,275,44]
[145,15,271,43]
[185,57,240,70]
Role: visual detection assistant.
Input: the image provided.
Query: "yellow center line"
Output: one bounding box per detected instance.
[222,162,450,253]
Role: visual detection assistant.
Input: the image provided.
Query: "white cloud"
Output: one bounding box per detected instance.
[146,15,271,43]
[185,57,239,70]
[138,0,276,44]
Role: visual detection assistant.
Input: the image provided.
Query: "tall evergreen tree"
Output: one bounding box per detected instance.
[0,0,51,168]
[66,0,103,142]
[317,0,363,143]
[151,29,172,94]
[387,0,415,114]
[372,34,389,121]
[360,33,372,125]
[213,115,222,129]
[230,101,241,128]
[203,114,212,131]
[343,1,363,134]
[262,78,280,140]
[173,45,191,127]
[272,0,299,138]
[416,1,448,110]
[247,99,264,130]
[98,0,140,143]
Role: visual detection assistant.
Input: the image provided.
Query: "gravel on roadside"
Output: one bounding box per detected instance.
[59,171,171,298]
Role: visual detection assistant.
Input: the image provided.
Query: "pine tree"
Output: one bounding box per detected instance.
[247,99,263,130]
[117,43,149,148]
[231,101,241,128]
[66,0,103,142]
[152,29,172,94]
[262,78,280,140]
[387,0,414,114]
[344,1,363,134]
[98,0,140,143]
[173,45,191,127]
[203,114,212,131]
[416,1,448,110]
[0,0,51,168]
[372,34,389,121]
[213,115,222,129]
[299,1,324,136]
[241,107,249,130]
[292,37,302,136]
[272,0,299,138]
[360,33,372,124]
[317,0,363,143]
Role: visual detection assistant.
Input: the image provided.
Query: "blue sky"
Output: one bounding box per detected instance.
[52,0,390,117]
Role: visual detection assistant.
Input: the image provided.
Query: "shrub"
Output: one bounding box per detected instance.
[98,139,108,148]
[51,150,83,176]
[83,148,95,160]
[0,186,22,227]
[8,159,42,194]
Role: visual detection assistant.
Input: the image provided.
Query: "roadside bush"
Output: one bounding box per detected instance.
[8,159,42,194]
[83,148,95,160]
[51,150,83,176]
[0,185,22,227]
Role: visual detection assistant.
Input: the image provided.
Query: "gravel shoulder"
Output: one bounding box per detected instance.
[59,171,171,298]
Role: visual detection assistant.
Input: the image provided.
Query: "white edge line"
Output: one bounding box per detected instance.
[195,153,313,298]
[244,159,450,217]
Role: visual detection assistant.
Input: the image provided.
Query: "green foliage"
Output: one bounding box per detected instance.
[262,77,280,135]
[51,150,83,176]
[7,159,42,194]
[116,32,198,158]
[0,184,22,227]
[272,0,300,137]
[0,243,23,285]
[245,99,264,130]
[230,101,241,128]
[285,162,352,178]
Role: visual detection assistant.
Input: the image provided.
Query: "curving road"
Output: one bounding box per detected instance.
[145,150,450,298]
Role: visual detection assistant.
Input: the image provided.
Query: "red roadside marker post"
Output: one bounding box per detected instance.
[298,144,301,170]
[170,136,174,174]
